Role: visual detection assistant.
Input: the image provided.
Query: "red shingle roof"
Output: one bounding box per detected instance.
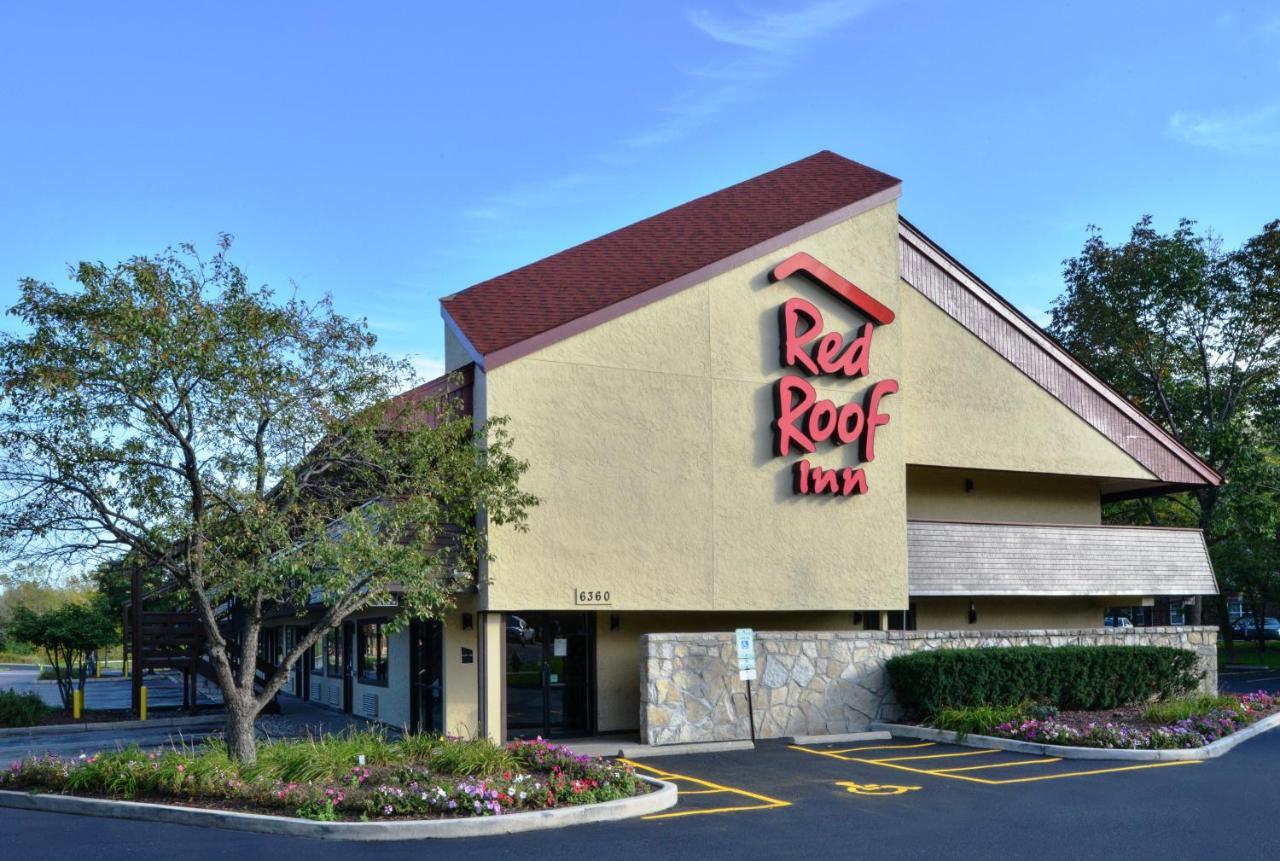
[442,151,901,359]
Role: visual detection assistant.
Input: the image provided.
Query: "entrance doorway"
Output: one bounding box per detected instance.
[409,619,443,734]
[341,621,355,714]
[505,612,594,738]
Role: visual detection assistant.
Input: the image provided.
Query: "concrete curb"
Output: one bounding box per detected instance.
[871,711,1280,761]
[0,714,225,740]
[0,776,677,840]
[615,740,754,759]
[785,731,890,745]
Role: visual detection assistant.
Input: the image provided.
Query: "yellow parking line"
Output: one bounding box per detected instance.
[968,761,1200,785]
[873,749,999,763]
[621,759,791,819]
[933,757,1062,773]
[828,742,937,754]
[644,803,788,820]
[788,743,1201,786]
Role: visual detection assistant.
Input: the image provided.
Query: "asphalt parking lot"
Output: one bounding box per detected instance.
[4,670,1279,860]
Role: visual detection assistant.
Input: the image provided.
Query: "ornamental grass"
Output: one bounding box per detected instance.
[1,730,642,821]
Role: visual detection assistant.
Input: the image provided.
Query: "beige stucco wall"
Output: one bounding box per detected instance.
[595,610,862,733]
[475,201,1163,615]
[913,596,1105,631]
[442,605,480,737]
[483,202,907,612]
[444,323,472,373]
[898,286,1155,481]
[905,466,1102,524]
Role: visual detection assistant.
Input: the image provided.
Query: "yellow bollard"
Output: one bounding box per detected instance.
[73,688,82,720]
[140,686,147,721]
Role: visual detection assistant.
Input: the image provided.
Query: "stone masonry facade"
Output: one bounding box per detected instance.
[639,626,1219,746]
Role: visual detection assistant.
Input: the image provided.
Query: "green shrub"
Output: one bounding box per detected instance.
[1143,694,1238,724]
[886,645,1200,717]
[0,688,49,727]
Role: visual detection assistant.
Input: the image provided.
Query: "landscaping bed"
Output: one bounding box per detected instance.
[886,644,1280,751]
[922,691,1279,750]
[0,730,646,821]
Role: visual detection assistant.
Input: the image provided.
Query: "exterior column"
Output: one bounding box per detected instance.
[477,612,505,743]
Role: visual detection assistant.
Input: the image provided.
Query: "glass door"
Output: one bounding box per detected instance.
[410,619,443,734]
[505,613,593,738]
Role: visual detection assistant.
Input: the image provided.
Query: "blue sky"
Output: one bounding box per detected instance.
[2,1,1278,380]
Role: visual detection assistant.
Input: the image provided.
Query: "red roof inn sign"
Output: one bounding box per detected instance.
[768,253,898,497]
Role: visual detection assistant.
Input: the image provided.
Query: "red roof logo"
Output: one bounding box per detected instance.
[768,252,895,326]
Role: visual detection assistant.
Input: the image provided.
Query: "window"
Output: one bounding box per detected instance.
[1169,602,1186,626]
[325,630,343,676]
[359,620,389,685]
[311,632,324,673]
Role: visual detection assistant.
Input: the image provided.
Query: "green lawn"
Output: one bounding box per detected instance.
[1219,640,1280,669]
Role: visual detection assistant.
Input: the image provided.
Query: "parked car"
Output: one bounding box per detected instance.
[1231,617,1280,641]
[1104,616,1134,629]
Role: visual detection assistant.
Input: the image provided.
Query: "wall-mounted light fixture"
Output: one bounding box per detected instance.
[610,614,621,631]
[461,613,473,631]
[968,601,978,625]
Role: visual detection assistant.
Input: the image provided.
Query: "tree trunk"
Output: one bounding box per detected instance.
[225,694,259,764]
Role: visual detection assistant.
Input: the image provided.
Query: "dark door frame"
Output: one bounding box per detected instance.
[341,621,355,714]
[507,612,596,739]
[408,618,443,734]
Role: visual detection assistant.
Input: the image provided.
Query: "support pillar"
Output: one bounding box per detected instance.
[476,612,505,743]
[130,564,143,718]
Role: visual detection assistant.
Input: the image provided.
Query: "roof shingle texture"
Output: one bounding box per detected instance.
[907,521,1217,597]
[442,150,900,357]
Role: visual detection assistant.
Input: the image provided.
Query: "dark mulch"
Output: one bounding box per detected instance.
[1053,704,1151,731]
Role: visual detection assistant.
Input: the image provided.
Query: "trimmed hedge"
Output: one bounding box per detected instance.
[886,646,1201,717]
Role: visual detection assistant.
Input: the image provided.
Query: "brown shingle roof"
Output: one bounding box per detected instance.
[442,150,900,359]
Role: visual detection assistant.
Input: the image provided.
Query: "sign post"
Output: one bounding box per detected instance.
[735,628,757,743]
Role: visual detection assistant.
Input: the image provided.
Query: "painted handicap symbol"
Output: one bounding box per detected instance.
[836,780,921,796]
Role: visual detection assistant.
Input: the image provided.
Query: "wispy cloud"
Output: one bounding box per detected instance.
[462,171,604,221]
[1168,103,1280,154]
[687,0,879,51]
[463,0,884,221]
[624,0,883,149]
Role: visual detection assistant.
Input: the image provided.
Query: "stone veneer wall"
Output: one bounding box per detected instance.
[639,626,1219,746]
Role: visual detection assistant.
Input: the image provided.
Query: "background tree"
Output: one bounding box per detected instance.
[9,601,116,710]
[0,566,97,656]
[0,238,537,762]
[1048,217,1280,652]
